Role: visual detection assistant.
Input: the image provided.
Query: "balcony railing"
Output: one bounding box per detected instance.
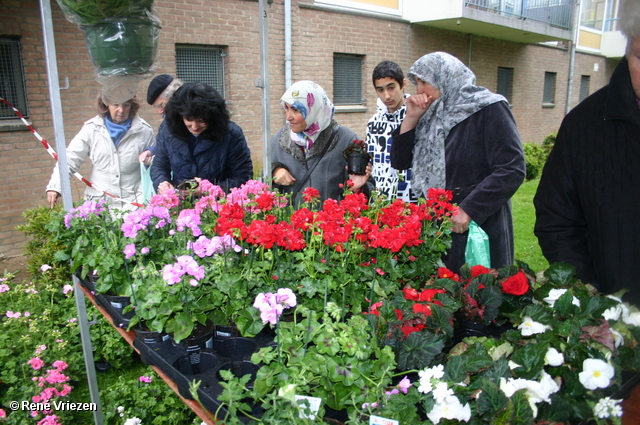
[465,0,573,30]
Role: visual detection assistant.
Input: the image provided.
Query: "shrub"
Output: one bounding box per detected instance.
[523,143,546,180]
[16,205,70,282]
[523,133,556,181]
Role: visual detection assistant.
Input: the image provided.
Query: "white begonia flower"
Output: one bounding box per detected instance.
[611,329,624,348]
[426,395,472,424]
[579,358,615,390]
[623,311,640,326]
[499,372,560,418]
[543,288,581,308]
[117,406,124,413]
[518,317,552,336]
[544,347,565,366]
[432,381,454,403]
[123,418,142,425]
[593,397,623,419]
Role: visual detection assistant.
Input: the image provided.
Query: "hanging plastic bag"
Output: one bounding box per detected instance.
[140,161,156,205]
[465,220,491,268]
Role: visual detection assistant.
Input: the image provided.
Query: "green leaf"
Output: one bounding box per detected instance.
[544,262,577,286]
[475,378,508,416]
[396,332,446,370]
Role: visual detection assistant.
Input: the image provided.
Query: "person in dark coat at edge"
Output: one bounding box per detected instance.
[390,52,526,273]
[534,0,640,307]
[151,82,253,195]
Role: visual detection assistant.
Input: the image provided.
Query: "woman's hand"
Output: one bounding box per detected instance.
[139,150,153,166]
[46,191,61,208]
[399,94,436,134]
[157,181,174,195]
[348,164,372,193]
[451,206,471,233]
[273,167,296,186]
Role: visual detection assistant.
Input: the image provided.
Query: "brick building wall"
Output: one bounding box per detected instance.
[0,0,618,257]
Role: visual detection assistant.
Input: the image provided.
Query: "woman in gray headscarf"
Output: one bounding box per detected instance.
[391,52,525,272]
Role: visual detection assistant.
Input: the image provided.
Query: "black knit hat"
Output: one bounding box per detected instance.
[146,74,174,105]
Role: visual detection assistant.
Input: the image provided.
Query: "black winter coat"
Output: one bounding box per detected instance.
[534,57,640,306]
[151,120,253,192]
[391,101,525,272]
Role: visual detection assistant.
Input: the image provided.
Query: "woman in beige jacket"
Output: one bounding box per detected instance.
[46,94,155,211]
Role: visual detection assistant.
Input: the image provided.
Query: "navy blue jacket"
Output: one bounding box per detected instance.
[151,120,253,192]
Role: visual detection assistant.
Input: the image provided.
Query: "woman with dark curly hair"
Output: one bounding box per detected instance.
[45,93,155,211]
[151,82,253,195]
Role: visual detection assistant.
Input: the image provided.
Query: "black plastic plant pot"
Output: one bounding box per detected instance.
[80,18,160,76]
[346,153,370,175]
[171,323,215,367]
[217,360,260,389]
[214,337,258,360]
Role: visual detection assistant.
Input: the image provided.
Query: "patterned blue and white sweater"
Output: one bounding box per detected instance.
[365,94,417,202]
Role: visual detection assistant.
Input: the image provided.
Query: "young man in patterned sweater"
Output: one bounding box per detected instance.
[365,61,417,202]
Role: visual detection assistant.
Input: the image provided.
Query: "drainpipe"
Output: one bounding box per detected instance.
[285,0,292,88]
[566,0,581,115]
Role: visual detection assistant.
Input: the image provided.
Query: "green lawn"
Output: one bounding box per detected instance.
[512,178,549,273]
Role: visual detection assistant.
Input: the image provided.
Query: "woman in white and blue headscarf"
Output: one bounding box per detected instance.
[390,52,526,272]
[271,80,373,204]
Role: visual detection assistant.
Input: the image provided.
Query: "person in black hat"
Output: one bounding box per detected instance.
[139,74,183,165]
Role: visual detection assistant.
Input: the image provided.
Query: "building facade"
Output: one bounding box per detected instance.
[0,0,625,256]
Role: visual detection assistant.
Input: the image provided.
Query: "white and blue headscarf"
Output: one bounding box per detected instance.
[408,52,506,195]
[280,80,335,150]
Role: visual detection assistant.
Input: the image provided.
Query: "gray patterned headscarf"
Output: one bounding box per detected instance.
[408,52,506,196]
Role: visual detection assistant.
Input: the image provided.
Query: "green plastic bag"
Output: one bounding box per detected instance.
[140,162,156,205]
[465,220,491,268]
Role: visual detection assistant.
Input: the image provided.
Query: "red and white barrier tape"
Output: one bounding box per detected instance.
[1,97,143,208]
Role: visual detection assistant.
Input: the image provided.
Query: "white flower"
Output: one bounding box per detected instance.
[123,418,142,425]
[117,406,124,413]
[623,311,640,326]
[579,358,615,390]
[418,365,445,394]
[544,347,565,366]
[40,264,52,272]
[543,288,580,307]
[499,372,560,418]
[432,381,454,403]
[593,396,623,419]
[508,360,522,370]
[611,329,624,348]
[426,394,471,424]
[518,317,552,336]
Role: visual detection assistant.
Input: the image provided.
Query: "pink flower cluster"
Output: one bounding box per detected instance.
[27,359,72,420]
[139,376,153,383]
[253,288,297,325]
[176,209,202,236]
[190,235,242,258]
[63,199,106,228]
[121,206,171,238]
[162,255,205,286]
[226,180,288,213]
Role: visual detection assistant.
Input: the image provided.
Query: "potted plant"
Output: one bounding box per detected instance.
[342,139,372,175]
[55,0,161,76]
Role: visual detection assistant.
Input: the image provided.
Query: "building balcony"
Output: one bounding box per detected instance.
[403,0,574,44]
